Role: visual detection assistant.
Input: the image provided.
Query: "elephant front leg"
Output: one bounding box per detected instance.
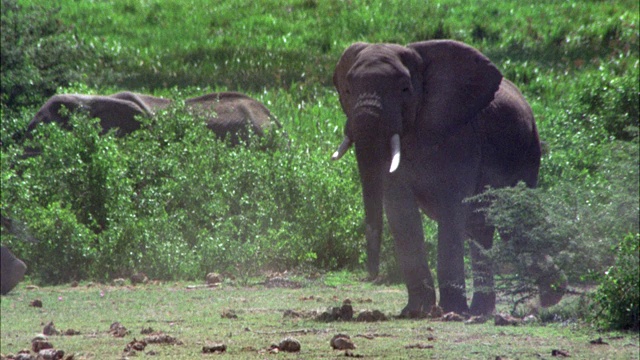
[365,224,381,280]
[384,183,436,318]
[437,212,470,314]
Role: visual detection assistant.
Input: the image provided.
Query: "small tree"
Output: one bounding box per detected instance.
[591,233,639,331]
[467,183,570,311]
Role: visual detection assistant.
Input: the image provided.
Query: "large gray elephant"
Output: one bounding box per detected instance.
[185,91,281,145]
[28,91,172,137]
[331,40,566,317]
[1,245,27,295]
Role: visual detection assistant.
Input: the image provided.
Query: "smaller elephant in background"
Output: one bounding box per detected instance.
[185,92,281,146]
[25,91,279,147]
[28,91,172,137]
[1,246,27,295]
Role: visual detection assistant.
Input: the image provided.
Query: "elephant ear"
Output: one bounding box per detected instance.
[408,40,503,137]
[333,42,369,118]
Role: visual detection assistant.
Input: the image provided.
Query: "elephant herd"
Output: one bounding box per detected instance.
[23,90,281,149]
[2,40,566,316]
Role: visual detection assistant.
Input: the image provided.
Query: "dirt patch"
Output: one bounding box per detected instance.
[405,343,434,350]
[261,277,302,289]
[330,334,356,350]
[143,332,183,345]
[494,313,522,326]
[130,272,149,285]
[442,312,465,322]
[202,343,227,353]
[205,272,224,285]
[277,337,301,352]
[124,338,147,353]
[313,299,388,322]
[109,322,130,337]
[1,334,72,360]
[221,309,239,319]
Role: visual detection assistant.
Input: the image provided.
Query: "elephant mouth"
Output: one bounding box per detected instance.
[331,134,401,173]
[353,92,383,118]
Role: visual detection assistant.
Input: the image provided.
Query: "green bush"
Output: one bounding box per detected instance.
[1,95,365,283]
[467,183,569,308]
[22,203,98,284]
[0,0,88,111]
[468,138,638,310]
[592,233,640,331]
[576,63,639,141]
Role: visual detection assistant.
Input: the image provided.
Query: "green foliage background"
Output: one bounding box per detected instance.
[1,0,638,326]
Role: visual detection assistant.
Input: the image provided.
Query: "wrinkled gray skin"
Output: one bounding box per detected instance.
[185,92,281,145]
[28,91,277,146]
[1,245,27,295]
[29,91,172,136]
[332,40,566,317]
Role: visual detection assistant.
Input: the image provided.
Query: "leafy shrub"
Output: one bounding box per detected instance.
[591,233,640,331]
[468,138,638,310]
[21,202,98,284]
[0,0,88,111]
[467,183,569,308]
[576,63,639,141]
[1,93,365,283]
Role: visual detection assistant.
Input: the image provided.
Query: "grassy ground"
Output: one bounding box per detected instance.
[1,276,638,359]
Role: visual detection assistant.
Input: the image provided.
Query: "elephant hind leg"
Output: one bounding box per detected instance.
[496,227,567,308]
[468,222,497,315]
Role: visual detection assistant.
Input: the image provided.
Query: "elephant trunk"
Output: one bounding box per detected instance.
[354,133,391,279]
[331,91,403,278]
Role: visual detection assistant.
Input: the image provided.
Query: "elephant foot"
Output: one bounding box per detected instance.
[399,306,429,319]
[539,271,568,307]
[439,287,469,314]
[366,271,384,284]
[399,286,436,319]
[534,257,568,307]
[469,291,496,315]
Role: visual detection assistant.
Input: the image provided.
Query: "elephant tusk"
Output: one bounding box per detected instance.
[331,136,352,161]
[389,134,401,173]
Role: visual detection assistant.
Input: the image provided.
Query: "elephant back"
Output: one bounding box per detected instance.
[185,92,277,145]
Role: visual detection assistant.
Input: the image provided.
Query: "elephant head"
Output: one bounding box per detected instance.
[332,40,560,316]
[1,246,27,295]
[28,92,172,137]
[185,92,281,146]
